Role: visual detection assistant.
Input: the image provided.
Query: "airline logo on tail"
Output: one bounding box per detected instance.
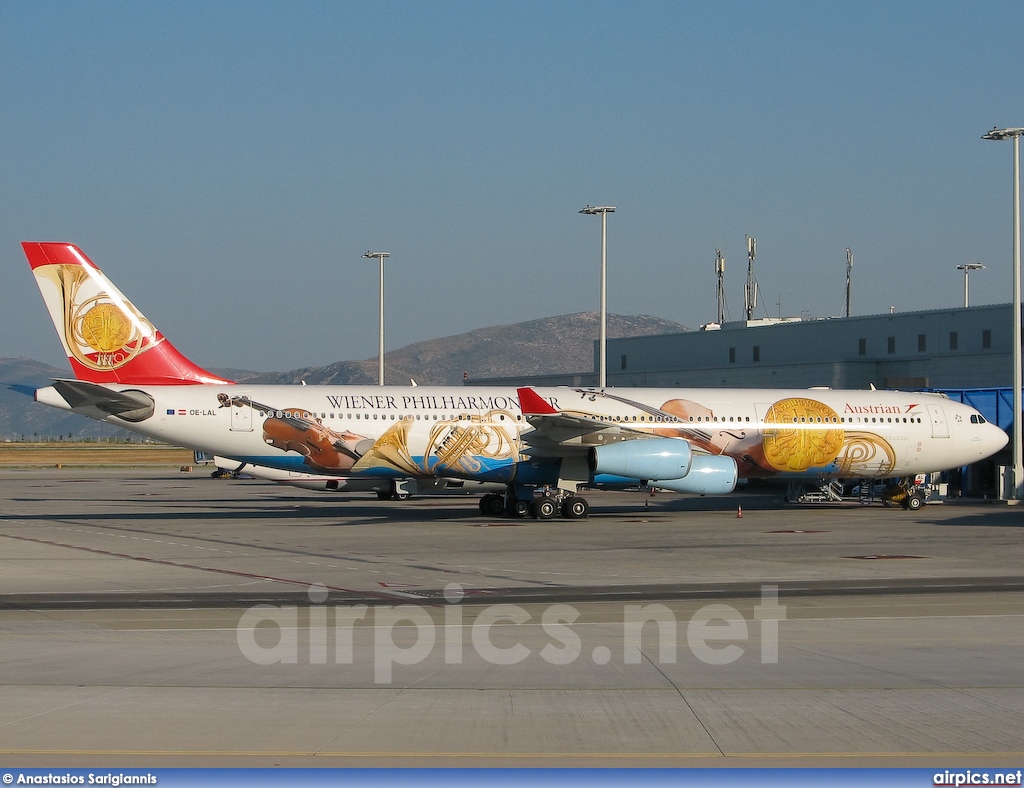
[23,242,231,385]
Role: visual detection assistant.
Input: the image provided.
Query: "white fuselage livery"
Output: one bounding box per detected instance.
[36,382,1007,490]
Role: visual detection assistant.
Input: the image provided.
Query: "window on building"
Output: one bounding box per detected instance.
[753,346,760,362]
[950,331,958,350]
[983,329,992,349]
[858,338,866,356]
[918,334,926,352]
[729,347,736,363]
[621,354,627,370]
[887,336,896,354]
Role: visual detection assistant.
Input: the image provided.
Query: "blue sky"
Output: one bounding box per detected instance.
[2,1,1022,372]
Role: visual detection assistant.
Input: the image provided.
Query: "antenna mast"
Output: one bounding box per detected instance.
[844,247,854,318]
[715,249,726,323]
[744,235,758,321]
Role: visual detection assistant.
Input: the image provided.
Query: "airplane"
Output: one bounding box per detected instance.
[22,242,1008,517]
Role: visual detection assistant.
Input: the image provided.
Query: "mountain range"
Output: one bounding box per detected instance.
[1,312,687,439]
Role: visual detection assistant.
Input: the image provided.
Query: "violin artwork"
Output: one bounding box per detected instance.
[217,394,371,473]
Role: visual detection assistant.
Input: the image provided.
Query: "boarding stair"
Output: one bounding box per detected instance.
[788,480,845,504]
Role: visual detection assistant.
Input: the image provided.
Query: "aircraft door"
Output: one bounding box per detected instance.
[754,403,774,435]
[230,395,254,432]
[926,403,949,438]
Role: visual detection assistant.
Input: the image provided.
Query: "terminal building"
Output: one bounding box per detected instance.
[473,303,1021,498]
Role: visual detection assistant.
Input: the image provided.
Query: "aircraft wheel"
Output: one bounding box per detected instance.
[506,497,530,517]
[531,496,558,520]
[480,494,504,516]
[561,497,589,519]
[905,493,924,511]
[376,490,391,501]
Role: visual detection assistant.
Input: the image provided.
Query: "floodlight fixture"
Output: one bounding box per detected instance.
[362,251,391,386]
[982,126,1024,500]
[579,206,616,388]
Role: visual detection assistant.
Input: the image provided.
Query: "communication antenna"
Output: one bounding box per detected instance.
[744,235,758,321]
[844,247,854,318]
[715,249,727,323]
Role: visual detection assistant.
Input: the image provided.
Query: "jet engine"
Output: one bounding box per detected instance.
[653,455,738,495]
[588,437,692,481]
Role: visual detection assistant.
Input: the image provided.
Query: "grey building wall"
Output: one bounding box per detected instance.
[471,304,1018,390]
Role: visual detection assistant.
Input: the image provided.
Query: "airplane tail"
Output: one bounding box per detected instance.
[22,242,233,385]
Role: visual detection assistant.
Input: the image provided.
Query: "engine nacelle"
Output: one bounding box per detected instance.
[588,437,692,481]
[654,454,738,495]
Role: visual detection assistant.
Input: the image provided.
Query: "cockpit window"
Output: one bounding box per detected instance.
[970,414,988,424]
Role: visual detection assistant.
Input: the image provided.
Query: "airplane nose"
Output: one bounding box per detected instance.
[965,415,1009,461]
[985,423,1009,456]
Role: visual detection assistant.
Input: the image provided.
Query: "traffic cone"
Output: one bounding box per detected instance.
[737,505,743,518]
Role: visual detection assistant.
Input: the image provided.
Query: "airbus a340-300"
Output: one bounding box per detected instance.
[22,242,1007,518]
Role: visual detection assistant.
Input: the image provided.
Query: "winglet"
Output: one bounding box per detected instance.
[517,387,558,416]
[22,242,233,386]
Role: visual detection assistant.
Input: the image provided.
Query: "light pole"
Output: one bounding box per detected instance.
[362,251,390,386]
[982,126,1024,501]
[956,263,985,308]
[579,205,615,388]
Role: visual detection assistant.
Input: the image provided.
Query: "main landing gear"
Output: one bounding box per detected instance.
[478,489,590,520]
[375,480,412,501]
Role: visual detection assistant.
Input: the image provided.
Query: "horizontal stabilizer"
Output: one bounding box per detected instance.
[49,379,155,423]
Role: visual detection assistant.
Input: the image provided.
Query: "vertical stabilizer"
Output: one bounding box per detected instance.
[22,242,233,385]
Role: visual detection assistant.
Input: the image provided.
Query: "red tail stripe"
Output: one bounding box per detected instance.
[22,242,92,270]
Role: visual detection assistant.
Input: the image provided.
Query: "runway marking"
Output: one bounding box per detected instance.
[0,532,427,603]
[23,522,669,584]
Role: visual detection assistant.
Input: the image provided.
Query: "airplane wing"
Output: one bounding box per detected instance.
[516,386,737,496]
[516,386,663,457]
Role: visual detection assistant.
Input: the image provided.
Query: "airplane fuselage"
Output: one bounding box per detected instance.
[36,382,1006,487]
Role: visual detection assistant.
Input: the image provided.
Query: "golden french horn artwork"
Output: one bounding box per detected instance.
[53,264,156,371]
